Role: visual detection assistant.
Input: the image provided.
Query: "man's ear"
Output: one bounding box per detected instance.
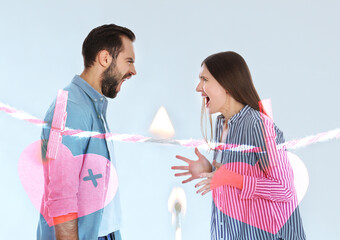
[97,50,112,68]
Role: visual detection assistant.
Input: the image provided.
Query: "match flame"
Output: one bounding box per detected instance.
[168,187,187,224]
[149,106,175,139]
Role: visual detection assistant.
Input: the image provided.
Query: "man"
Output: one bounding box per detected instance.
[37,24,136,240]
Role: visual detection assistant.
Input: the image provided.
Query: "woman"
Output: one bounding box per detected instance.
[172,51,305,240]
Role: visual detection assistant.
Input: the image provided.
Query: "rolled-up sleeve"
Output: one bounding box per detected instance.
[42,101,91,218]
[240,117,295,202]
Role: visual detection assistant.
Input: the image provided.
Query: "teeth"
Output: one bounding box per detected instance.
[207,97,211,105]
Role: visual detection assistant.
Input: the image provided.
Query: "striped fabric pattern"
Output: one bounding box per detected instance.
[210,105,306,240]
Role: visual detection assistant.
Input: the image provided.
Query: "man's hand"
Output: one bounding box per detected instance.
[172,147,212,183]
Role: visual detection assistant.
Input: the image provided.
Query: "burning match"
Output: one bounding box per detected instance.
[168,187,187,240]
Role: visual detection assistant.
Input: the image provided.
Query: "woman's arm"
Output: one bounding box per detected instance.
[197,118,295,202]
[240,118,295,202]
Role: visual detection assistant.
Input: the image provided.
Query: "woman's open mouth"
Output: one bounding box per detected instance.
[205,96,211,107]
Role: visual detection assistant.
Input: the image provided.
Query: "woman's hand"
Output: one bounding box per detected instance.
[196,165,244,196]
[195,172,215,196]
[212,160,222,170]
[172,147,212,184]
[194,161,222,196]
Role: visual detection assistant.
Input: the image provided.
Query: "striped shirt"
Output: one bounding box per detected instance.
[210,105,306,240]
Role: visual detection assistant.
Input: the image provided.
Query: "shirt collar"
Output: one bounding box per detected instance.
[229,105,251,123]
[71,75,108,116]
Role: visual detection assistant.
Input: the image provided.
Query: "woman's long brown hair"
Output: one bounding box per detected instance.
[200,51,265,144]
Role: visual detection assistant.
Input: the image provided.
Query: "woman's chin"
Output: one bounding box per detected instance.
[206,107,216,115]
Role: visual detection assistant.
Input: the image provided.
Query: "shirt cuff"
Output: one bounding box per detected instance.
[240,175,257,200]
[47,197,78,217]
[53,212,78,225]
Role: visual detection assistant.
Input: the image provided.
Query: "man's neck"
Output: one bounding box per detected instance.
[80,69,103,95]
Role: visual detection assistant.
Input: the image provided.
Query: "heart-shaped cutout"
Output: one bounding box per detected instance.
[212,152,308,234]
[18,140,118,226]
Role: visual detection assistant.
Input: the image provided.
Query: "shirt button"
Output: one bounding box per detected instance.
[107,163,110,167]
[100,97,103,101]
[94,99,97,102]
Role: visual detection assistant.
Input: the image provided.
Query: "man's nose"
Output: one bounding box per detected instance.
[130,64,137,75]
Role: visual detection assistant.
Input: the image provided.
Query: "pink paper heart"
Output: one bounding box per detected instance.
[212,161,299,234]
[18,140,118,226]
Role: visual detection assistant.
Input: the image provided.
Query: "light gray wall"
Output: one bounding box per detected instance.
[1,0,339,239]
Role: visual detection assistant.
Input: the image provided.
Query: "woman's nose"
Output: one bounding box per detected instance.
[196,82,202,92]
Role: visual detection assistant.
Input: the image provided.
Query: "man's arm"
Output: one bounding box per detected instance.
[55,218,79,240]
[42,100,89,238]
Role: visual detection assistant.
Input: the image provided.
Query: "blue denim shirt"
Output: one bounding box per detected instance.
[37,75,122,240]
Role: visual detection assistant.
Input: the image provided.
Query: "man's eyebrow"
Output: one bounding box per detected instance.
[126,57,135,63]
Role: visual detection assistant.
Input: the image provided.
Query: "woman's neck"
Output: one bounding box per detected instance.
[221,99,245,121]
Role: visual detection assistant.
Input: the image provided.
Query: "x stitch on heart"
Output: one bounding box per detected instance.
[18,140,118,226]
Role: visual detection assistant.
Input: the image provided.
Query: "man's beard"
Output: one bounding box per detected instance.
[101,61,132,99]
[101,61,122,99]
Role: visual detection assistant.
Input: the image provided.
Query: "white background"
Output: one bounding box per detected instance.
[0,0,339,239]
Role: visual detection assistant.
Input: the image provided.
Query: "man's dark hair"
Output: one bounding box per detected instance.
[82,24,135,69]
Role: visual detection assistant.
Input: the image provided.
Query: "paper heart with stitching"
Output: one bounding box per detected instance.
[212,161,301,234]
[18,140,118,226]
